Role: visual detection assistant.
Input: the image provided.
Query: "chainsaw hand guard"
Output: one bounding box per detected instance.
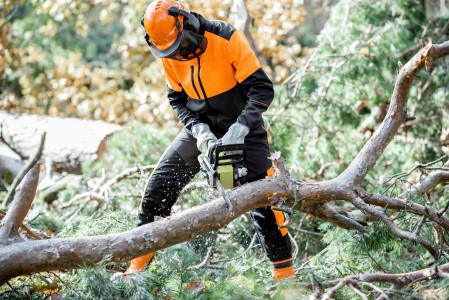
[198,143,247,189]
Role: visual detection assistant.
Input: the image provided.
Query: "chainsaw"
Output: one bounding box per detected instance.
[198,143,247,215]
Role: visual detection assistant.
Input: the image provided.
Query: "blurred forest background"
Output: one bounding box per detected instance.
[1,0,449,299]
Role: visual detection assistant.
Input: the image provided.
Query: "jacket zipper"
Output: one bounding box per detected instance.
[197,57,208,100]
[190,65,201,99]
[193,58,215,119]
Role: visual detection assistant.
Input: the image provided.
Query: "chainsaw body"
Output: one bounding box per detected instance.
[198,144,247,190]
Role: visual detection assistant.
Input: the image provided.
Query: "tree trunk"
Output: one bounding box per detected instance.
[424,0,449,17]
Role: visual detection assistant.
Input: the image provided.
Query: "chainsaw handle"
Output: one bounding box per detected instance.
[213,144,246,166]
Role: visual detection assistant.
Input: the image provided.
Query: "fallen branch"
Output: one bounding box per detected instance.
[0,174,292,284]
[323,262,449,288]
[0,164,40,243]
[0,211,47,240]
[364,193,449,230]
[339,40,449,185]
[315,263,449,299]
[62,164,155,209]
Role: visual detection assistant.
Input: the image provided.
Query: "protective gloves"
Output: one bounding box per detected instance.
[218,122,250,145]
[192,123,218,153]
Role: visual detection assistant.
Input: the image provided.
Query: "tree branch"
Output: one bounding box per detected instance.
[414,161,449,196]
[303,204,368,233]
[1,41,449,289]
[339,41,449,184]
[63,164,155,208]
[351,197,439,259]
[0,211,48,240]
[320,263,449,295]
[364,192,449,230]
[0,164,40,243]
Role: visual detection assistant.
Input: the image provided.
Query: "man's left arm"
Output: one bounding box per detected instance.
[236,68,274,130]
[229,30,274,130]
[219,29,274,145]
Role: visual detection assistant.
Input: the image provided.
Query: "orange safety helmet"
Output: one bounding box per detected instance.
[143,0,185,51]
[141,0,207,60]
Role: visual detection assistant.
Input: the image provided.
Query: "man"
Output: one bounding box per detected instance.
[125,0,295,282]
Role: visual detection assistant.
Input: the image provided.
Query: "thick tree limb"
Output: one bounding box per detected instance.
[0,164,40,243]
[0,177,289,284]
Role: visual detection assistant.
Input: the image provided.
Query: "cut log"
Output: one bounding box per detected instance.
[0,111,122,174]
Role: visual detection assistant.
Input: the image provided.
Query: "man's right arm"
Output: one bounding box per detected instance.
[167,87,201,130]
[168,87,216,153]
[162,58,201,130]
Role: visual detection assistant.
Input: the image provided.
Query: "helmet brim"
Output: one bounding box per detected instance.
[149,30,184,58]
[150,30,207,61]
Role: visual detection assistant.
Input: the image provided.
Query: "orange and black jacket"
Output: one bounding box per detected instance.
[162,13,274,135]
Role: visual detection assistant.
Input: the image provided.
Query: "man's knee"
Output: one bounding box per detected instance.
[138,195,172,226]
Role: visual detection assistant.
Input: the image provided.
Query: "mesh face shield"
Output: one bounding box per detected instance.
[142,7,208,61]
[149,30,207,61]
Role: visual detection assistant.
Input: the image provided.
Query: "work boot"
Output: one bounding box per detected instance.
[271,258,296,282]
[124,252,156,274]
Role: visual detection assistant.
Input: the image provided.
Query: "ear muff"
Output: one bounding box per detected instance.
[168,6,200,33]
[141,17,152,48]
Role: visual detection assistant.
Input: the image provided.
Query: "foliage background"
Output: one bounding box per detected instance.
[1,0,449,299]
[0,0,309,125]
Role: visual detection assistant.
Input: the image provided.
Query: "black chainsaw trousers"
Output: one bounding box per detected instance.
[138,126,292,263]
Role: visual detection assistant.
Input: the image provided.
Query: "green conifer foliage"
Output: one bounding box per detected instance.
[269,0,449,297]
[272,0,448,183]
